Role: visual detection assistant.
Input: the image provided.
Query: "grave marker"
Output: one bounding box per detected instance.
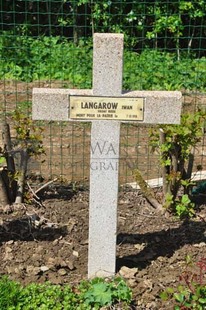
[32,33,182,278]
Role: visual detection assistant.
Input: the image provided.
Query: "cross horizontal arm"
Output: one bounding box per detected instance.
[32,88,92,121]
[124,90,182,124]
[32,88,182,124]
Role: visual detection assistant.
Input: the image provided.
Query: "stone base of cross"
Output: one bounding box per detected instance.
[32,33,182,278]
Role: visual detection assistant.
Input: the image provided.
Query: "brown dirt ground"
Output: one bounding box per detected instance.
[0,183,205,309]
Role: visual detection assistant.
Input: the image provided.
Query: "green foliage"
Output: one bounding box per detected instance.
[0,276,132,310]
[16,282,78,310]
[164,193,195,219]
[156,111,205,162]
[171,285,206,309]
[145,0,206,56]
[150,110,206,217]
[175,194,195,219]
[124,49,206,91]
[12,109,44,203]
[0,276,21,309]
[79,277,132,308]
[0,35,92,88]
[12,109,45,157]
[160,257,206,309]
[0,109,45,203]
[1,1,206,54]
[1,34,206,92]
[0,155,6,165]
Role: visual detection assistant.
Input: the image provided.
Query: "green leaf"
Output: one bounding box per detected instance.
[174,292,185,303]
[199,297,206,304]
[84,282,112,306]
[0,156,6,164]
[181,194,191,205]
[159,291,169,301]
[166,287,175,294]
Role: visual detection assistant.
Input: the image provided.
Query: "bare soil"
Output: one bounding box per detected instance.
[0,184,205,309]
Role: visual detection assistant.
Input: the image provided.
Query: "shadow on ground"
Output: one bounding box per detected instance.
[116,219,206,271]
[0,216,67,243]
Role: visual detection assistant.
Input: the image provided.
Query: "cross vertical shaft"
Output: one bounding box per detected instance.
[88,33,124,278]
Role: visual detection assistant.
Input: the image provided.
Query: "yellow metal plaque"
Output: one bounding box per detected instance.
[69,96,144,121]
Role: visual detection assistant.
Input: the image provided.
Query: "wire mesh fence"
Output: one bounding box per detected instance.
[0,1,206,186]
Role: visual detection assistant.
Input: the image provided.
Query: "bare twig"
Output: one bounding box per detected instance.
[26,182,45,208]
[26,181,40,200]
[35,178,58,194]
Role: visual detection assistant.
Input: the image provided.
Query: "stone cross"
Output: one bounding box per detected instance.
[32,33,182,278]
